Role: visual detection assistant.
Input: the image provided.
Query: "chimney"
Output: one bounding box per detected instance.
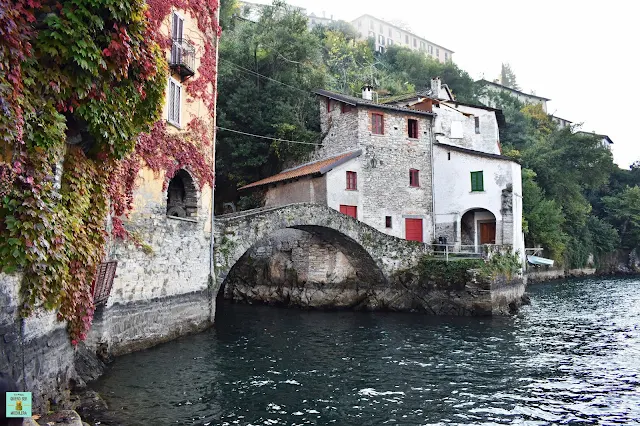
[362,85,374,101]
[430,77,441,100]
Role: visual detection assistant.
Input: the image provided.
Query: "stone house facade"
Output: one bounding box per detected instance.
[241,89,436,242]
[86,7,215,355]
[384,78,524,256]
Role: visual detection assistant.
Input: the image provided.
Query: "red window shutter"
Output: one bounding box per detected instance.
[409,169,420,187]
[346,171,357,190]
[405,218,423,242]
[340,205,357,219]
[372,113,384,134]
[408,119,418,138]
[327,99,331,112]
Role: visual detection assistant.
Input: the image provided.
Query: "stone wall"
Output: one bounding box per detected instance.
[219,224,527,316]
[264,176,327,207]
[0,273,78,413]
[86,167,214,356]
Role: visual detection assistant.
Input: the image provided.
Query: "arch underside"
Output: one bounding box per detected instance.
[218,224,387,309]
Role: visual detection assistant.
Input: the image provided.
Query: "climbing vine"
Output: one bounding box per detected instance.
[0,0,218,343]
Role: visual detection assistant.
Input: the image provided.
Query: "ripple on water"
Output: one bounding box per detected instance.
[93,277,640,425]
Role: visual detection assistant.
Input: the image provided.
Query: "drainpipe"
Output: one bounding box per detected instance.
[429,117,436,244]
[208,4,220,322]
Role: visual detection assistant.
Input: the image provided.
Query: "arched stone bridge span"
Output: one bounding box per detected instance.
[213,203,428,289]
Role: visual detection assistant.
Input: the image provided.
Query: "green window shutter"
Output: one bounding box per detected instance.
[471,171,484,191]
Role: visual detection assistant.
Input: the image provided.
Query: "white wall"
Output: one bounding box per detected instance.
[433,104,501,155]
[326,157,363,221]
[433,145,523,256]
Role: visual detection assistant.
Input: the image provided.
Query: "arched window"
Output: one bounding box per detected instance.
[166,169,198,218]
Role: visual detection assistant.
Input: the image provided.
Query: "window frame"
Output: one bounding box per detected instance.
[408,118,419,139]
[346,171,357,190]
[372,112,384,135]
[409,169,420,187]
[471,171,484,192]
[167,77,182,127]
[385,216,392,228]
[474,116,480,134]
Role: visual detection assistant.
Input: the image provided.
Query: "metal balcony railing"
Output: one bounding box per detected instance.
[170,38,196,78]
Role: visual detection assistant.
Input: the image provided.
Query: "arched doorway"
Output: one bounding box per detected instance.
[460,208,496,252]
[166,169,198,218]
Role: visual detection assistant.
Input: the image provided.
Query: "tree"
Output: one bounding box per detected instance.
[216,0,325,209]
[603,186,640,250]
[500,63,519,89]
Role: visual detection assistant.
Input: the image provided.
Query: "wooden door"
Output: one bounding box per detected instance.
[339,205,357,219]
[479,222,496,244]
[405,218,423,242]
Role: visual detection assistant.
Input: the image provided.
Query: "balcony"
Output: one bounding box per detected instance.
[170,38,196,79]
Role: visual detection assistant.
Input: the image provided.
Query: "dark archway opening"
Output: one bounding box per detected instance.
[216,226,386,312]
[166,169,198,218]
[461,208,496,251]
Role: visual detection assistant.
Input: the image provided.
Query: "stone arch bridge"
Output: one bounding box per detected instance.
[213,203,524,315]
[213,203,427,289]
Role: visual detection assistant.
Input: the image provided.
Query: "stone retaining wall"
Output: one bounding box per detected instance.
[0,273,78,413]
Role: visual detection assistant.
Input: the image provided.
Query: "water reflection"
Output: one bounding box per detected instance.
[94,277,640,425]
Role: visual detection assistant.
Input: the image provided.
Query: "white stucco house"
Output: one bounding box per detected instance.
[240,78,525,257]
[384,78,525,258]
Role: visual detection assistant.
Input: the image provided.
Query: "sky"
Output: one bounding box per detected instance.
[250,0,639,168]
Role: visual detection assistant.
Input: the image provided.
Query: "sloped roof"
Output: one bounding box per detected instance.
[314,89,435,117]
[477,79,551,101]
[239,150,362,190]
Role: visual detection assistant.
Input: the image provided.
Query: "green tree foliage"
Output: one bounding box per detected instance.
[379,45,479,101]
[493,88,618,266]
[603,186,640,250]
[500,63,519,89]
[216,0,325,207]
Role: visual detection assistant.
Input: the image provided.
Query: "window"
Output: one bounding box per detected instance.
[340,205,357,219]
[471,171,484,192]
[385,216,392,228]
[436,48,440,57]
[341,103,354,113]
[445,52,449,61]
[408,119,418,138]
[474,116,480,134]
[346,171,357,190]
[388,38,393,46]
[396,31,401,39]
[372,113,384,134]
[413,38,417,47]
[409,169,420,187]
[377,46,385,54]
[378,34,385,45]
[172,11,184,41]
[168,78,181,126]
[405,35,409,44]
[429,45,433,54]
[451,121,463,138]
[420,41,425,51]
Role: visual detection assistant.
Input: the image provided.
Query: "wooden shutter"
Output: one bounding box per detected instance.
[471,171,483,191]
[405,218,423,242]
[339,205,357,219]
[174,83,181,125]
[172,12,183,40]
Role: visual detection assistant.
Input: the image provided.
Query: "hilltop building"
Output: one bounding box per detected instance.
[478,79,550,113]
[351,14,453,62]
